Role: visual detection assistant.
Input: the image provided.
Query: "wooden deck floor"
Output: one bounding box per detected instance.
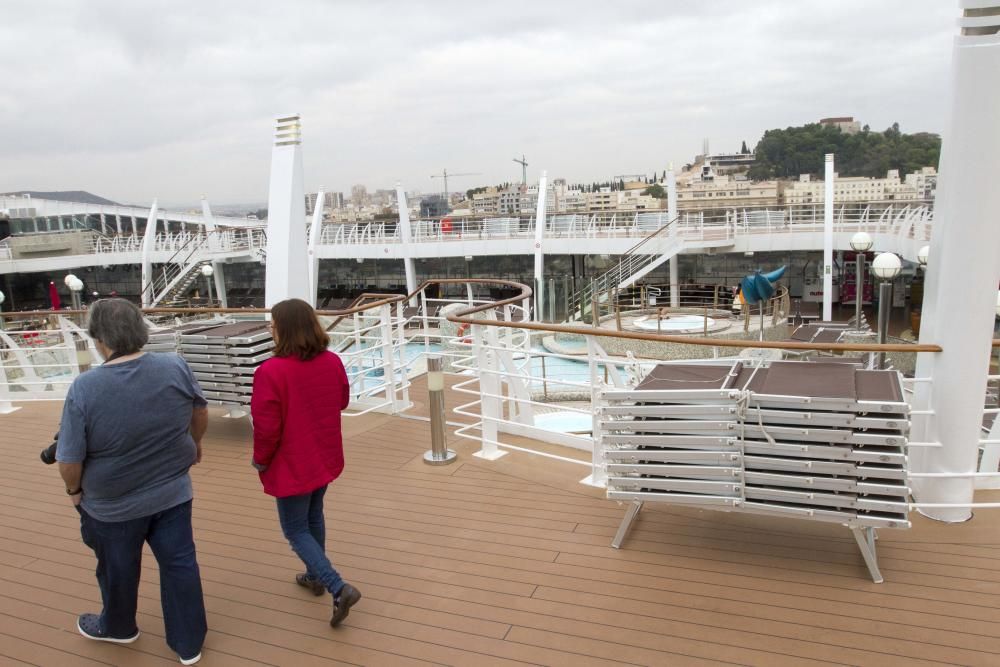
[2,397,1000,666]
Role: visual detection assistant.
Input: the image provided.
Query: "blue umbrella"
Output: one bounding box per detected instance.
[737,266,785,341]
[739,266,786,305]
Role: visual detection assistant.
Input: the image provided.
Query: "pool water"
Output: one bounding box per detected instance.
[534,411,593,434]
[634,314,715,332]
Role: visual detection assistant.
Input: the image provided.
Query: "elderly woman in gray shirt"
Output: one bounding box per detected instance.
[57,299,209,665]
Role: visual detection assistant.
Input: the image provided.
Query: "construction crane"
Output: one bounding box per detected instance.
[430,169,482,204]
[513,155,528,185]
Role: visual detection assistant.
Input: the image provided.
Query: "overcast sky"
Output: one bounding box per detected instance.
[0,0,957,207]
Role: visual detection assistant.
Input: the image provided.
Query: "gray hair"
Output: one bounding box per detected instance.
[87,298,149,354]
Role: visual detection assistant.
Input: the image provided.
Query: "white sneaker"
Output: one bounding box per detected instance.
[180,652,202,665]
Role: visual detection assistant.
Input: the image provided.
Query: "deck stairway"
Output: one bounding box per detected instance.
[140,232,214,306]
[569,216,681,322]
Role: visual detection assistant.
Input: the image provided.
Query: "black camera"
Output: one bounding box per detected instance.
[40,436,58,465]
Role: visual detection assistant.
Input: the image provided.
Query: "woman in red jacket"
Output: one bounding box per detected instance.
[250,298,361,627]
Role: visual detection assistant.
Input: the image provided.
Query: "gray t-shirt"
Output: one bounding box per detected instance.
[56,352,207,522]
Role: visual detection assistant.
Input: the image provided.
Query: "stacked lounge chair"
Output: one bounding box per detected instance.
[599,359,909,582]
[177,321,273,407]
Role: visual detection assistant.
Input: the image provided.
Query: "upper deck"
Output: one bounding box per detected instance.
[3,392,1000,666]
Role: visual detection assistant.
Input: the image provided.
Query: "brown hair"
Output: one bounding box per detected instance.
[270,298,330,360]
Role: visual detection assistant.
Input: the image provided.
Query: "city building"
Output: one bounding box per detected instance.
[819,116,862,134]
[676,161,779,210]
[783,167,937,205]
[350,184,369,208]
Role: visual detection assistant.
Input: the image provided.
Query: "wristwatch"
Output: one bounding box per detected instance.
[66,487,82,496]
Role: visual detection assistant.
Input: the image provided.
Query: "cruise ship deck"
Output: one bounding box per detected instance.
[3,384,1000,667]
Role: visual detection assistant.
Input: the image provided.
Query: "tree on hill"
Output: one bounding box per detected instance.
[643,183,666,199]
[741,140,749,154]
[747,122,940,181]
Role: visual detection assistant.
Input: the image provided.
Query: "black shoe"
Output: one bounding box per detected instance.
[296,573,326,596]
[330,583,361,627]
[77,613,140,643]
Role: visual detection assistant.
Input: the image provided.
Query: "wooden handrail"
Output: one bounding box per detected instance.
[439,279,951,354]
[5,280,999,354]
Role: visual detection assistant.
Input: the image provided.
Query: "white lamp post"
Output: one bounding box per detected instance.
[0,289,5,331]
[918,245,929,268]
[200,264,215,305]
[871,252,902,369]
[850,232,873,330]
[65,274,84,311]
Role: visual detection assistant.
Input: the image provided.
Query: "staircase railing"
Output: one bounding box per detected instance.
[139,232,214,306]
[569,216,679,321]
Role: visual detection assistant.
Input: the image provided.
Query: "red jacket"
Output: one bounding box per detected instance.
[250,351,350,497]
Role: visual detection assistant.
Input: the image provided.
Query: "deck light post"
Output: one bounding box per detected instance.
[423,355,457,465]
[871,252,901,369]
[201,264,215,305]
[64,274,84,311]
[0,289,5,330]
[850,232,873,330]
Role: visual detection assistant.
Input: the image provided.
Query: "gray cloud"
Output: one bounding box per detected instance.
[0,0,955,206]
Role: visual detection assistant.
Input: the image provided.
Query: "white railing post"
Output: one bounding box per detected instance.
[395,300,409,408]
[353,311,366,396]
[420,289,431,354]
[377,304,397,412]
[978,412,1000,489]
[580,336,606,487]
[0,361,20,413]
[473,323,507,460]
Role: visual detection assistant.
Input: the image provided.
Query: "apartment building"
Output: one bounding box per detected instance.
[783,168,936,205]
[676,173,780,210]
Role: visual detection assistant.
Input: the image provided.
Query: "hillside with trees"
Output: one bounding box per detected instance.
[747,123,940,181]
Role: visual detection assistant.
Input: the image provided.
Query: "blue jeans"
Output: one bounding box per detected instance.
[78,500,207,659]
[275,485,344,596]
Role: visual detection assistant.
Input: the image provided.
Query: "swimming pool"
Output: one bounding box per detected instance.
[634,314,716,332]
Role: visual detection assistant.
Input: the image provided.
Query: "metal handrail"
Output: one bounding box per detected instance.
[569,216,682,319]
[138,232,207,303]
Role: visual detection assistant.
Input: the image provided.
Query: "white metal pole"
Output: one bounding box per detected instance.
[200,197,218,248]
[307,189,325,307]
[533,171,548,321]
[140,199,158,307]
[200,197,227,307]
[395,183,417,303]
[665,169,681,309]
[823,154,834,321]
[669,256,680,308]
[666,167,678,227]
[212,264,228,309]
[910,5,1000,522]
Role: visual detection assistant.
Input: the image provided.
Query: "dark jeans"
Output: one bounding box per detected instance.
[275,485,344,596]
[78,500,207,659]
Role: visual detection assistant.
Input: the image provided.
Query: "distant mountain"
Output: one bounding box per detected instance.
[4,190,120,206]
